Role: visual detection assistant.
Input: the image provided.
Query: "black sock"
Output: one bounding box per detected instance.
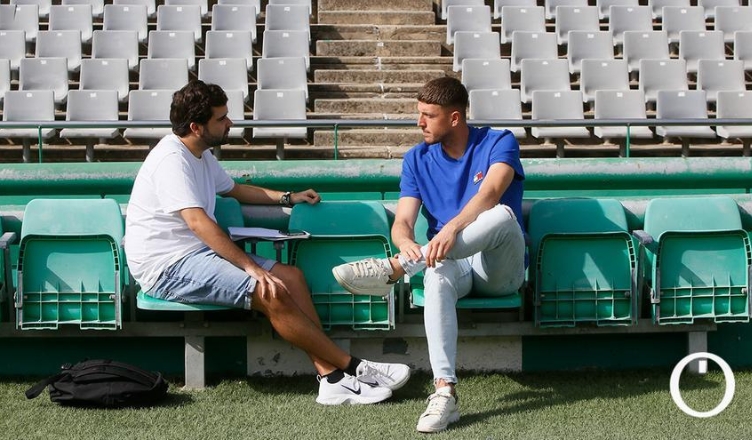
[325,369,345,384]
[345,356,362,376]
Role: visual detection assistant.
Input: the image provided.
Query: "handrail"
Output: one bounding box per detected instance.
[3,118,752,162]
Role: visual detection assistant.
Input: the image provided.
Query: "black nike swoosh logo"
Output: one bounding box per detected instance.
[340,383,361,395]
[359,380,379,387]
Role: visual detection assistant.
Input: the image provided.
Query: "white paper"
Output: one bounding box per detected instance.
[228,226,310,241]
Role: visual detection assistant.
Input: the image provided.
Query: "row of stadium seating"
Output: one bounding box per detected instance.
[4,195,748,331]
[2,0,752,161]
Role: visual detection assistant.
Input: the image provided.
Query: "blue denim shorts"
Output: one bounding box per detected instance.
[147,246,276,310]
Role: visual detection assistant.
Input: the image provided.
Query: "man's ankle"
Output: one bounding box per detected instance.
[387,257,405,281]
[435,379,456,395]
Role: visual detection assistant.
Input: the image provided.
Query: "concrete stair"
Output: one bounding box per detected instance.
[310,0,447,151]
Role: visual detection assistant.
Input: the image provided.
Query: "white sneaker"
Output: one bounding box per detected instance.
[315,373,392,405]
[416,387,460,433]
[355,359,411,391]
[332,258,394,297]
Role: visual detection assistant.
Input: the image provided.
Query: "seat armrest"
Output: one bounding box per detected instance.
[0,232,16,250]
[632,230,653,246]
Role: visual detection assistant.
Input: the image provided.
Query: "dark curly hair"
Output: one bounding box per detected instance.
[170,80,228,136]
[416,77,468,118]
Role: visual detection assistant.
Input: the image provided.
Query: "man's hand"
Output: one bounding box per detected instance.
[398,241,423,262]
[246,266,288,300]
[292,189,321,205]
[425,226,458,268]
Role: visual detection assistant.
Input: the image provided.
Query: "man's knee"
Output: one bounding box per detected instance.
[271,263,306,285]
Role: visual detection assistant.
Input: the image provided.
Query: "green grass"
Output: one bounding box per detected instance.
[3,369,751,439]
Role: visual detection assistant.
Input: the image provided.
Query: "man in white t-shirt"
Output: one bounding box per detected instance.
[124,80,410,405]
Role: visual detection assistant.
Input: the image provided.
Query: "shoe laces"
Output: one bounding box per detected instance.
[351,259,388,279]
[359,361,387,380]
[423,391,454,416]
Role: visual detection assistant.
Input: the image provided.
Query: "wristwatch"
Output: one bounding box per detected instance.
[279,191,293,207]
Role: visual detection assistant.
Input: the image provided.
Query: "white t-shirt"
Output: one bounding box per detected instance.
[124,134,235,291]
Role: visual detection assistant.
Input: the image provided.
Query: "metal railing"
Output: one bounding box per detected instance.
[2,117,752,162]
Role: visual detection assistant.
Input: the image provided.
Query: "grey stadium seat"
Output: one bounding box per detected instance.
[60,90,120,162]
[531,90,591,156]
[655,90,716,141]
[262,30,311,71]
[649,0,690,18]
[147,30,196,71]
[0,4,39,42]
[156,5,202,43]
[0,90,56,162]
[0,60,9,104]
[0,30,26,72]
[443,0,484,20]
[256,57,309,101]
[79,58,130,102]
[714,6,752,43]
[124,90,174,139]
[252,89,307,139]
[580,59,630,103]
[19,57,69,104]
[520,58,571,104]
[511,31,557,73]
[594,90,654,140]
[698,0,739,19]
[48,4,92,43]
[500,6,545,44]
[468,89,527,139]
[198,58,250,102]
[138,58,189,92]
[678,30,725,73]
[205,30,254,71]
[264,4,310,41]
[461,58,512,93]
[103,4,148,42]
[662,6,706,44]
[555,5,600,45]
[697,59,746,103]
[609,5,653,46]
[63,0,105,18]
[453,31,501,72]
[639,59,688,103]
[715,91,752,147]
[92,30,140,71]
[35,30,82,72]
[622,30,670,73]
[567,31,614,74]
[165,0,209,18]
[211,4,257,43]
[446,5,492,45]
[734,31,752,71]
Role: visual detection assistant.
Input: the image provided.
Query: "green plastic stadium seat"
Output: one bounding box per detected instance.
[135,197,243,311]
[408,211,522,311]
[288,201,394,330]
[635,196,750,325]
[528,198,636,327]
[16,198,125,330]
[0,221,18,321]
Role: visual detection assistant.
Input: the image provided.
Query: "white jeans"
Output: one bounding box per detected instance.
[399,204,526,384]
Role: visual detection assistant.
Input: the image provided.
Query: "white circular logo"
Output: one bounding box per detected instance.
[669,352,735,418]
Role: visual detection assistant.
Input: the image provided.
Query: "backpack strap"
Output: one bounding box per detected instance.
[25,372,69,399]
[72,361,161,389]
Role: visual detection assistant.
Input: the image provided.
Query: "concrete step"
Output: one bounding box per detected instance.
[318,11,436,25]
[314,68,445,84]
[310,83,424,97]
[318,0,434,12]
[314,128,423,147]
[312,56,454,72]
[314,98,416,114]
[316,40,442,57]
[313,25,445,42]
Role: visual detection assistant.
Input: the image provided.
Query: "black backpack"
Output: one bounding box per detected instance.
[25,359,169,407]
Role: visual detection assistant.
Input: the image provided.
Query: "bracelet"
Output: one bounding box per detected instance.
[279,191,293,207]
